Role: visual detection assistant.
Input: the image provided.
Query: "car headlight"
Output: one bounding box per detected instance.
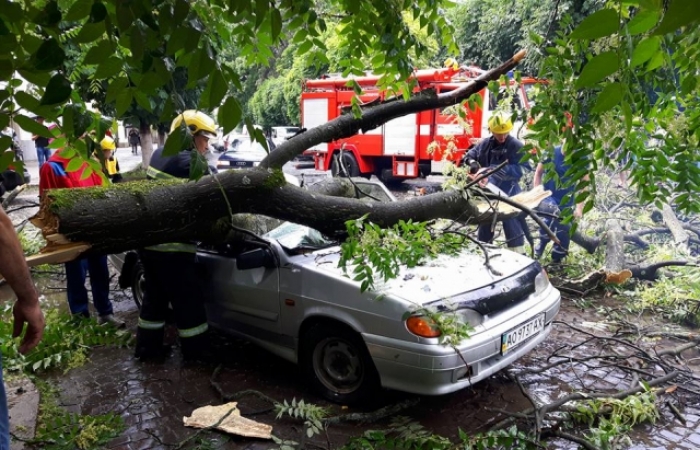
[534,269,550,295]
[253,161,260,167]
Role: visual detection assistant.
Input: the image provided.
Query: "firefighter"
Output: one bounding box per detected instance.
[97,136,123,183]
[463,113,530,253]
[135,110,218,361]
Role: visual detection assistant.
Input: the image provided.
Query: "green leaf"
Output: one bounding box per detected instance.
[217,96,242,133]
[14,91,40,112]
[64,0,92,22]
[105,77,129,103]
[115,88,133,117]
[65,157,84,173]
[630,36,661,67]
[680,75,697,96]
[89,2,107,23]
[75,22,106,44]
[201,69,227,111]
[622,101,633,133]
[40,74,72,105]
[654,0,700,35]
[187,47,215,86]
[575,51,620,88]
[570,9,619,39]
[34,0,62,27]
[591,82,624,113]
[83,41,113,65]
[189,148,208,180]
[32,38,65,71]
[627,9,660,35]
[163,125,189,157]
[14,114,50,137]
[270,8,282,41]
[645,50,664,71]
[95,56,124,79]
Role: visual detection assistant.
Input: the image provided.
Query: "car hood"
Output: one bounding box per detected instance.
[288,245,536,306]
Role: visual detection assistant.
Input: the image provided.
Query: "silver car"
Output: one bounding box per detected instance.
[110,179,560,404]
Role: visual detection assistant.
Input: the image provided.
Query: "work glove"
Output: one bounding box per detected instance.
[468,160,480,174]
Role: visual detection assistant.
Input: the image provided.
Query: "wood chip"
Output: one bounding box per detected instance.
[183,402,273,439]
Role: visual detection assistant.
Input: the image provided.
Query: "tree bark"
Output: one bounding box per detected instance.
[661,203,689,250]
[604,219,631,284]
[140,121,154,168]
[31,171,530,256]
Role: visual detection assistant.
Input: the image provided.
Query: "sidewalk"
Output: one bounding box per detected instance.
[23,146,145,186]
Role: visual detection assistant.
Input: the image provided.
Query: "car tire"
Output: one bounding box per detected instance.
[130,260,145,310]
[330,151,361,178]
[301,323,381,405]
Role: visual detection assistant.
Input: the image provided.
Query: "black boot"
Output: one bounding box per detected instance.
[134,327,170,360]
[180,332,218,363]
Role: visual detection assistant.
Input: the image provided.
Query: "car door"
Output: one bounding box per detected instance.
[197,245,281,337]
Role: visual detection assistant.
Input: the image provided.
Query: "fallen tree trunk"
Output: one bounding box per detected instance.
[662,203,690,251]
[29,172,549,259]
[23,51,532,263]
[604,219,632,284]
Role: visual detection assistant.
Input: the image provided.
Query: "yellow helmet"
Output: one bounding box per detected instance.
[100,136,116,151]
[488,113,513,134]
[170,110,217,139]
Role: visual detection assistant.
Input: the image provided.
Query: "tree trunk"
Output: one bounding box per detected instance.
[30,173,542,257]
[140,121,154,168]
[661,203,689,251]
[603,219,631,284]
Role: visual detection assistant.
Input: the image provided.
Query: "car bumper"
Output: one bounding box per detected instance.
[362,285,561,396]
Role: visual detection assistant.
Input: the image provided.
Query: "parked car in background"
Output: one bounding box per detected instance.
[271,126,301,146]
[109,178,560,404]
[216,137,276,170]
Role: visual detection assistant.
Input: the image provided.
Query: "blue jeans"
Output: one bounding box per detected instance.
[478,218,525,248]
[36,147,51,168]
[64,256,113,317]
[535,197,571,263]
[0,355,9,450]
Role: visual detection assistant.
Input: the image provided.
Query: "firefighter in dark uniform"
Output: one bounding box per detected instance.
[135,110,218,361]
[463,113,530,254]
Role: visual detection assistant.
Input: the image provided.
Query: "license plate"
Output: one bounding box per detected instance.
[501,314,545,355]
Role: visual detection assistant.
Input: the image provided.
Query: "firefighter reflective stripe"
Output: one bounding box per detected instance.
[178,322,209,338]
[138,318,165,330]
[145,243,197,253]
[146,165,178,180]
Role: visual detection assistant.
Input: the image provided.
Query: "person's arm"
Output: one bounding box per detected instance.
[533,162,544,187]
[0,207,44,354]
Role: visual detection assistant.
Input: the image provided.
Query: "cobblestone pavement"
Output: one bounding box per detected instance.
[39,279,700,450]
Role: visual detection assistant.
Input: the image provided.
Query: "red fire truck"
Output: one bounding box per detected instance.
[301,66,542,181]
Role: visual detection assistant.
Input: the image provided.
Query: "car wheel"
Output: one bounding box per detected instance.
[130,260,145,310]
[330,151,361,178]
[301,323,381,405]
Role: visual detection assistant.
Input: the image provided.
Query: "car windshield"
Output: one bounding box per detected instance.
[263,221,336,251]
[261,180,394,252]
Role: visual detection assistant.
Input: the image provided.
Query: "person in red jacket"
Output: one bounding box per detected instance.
[39,147,125,327]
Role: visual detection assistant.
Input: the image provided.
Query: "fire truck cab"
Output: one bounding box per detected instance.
[301,67,541,181]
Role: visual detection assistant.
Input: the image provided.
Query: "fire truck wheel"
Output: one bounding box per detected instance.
[331,151,360,178]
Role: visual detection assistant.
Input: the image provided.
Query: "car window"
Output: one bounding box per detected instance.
[263,221,336,251]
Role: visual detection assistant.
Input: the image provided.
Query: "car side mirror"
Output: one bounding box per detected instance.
[236,247,276,270]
